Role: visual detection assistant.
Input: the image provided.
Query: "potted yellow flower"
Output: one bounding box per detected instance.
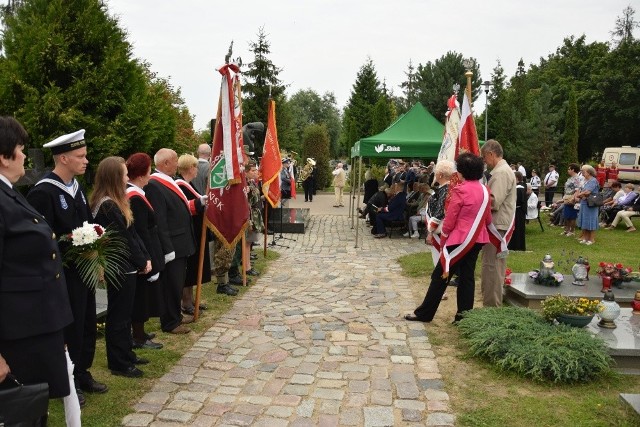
[541,294,603,327]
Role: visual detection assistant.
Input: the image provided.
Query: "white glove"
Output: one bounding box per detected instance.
[147,273,160,282]
[200,195,208,205]
[164,251,176,263]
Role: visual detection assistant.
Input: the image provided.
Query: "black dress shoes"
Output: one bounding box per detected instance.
[246,268,260,276]
[132,339,163,350]
[217,284,238,296]
[78,374,108,394]
[144,332,156,340]
[76,389,86,407]
[133,356,149,365]
[404,314,429,322]
[250,253,258,260]
[111,366,143,378]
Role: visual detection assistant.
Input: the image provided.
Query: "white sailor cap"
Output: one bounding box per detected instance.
[43,129,86,155]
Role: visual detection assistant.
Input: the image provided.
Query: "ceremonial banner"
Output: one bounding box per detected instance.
[261,100,282,207]
[437,95,461,163]
[206,63,249,247]
[458,92,480,156]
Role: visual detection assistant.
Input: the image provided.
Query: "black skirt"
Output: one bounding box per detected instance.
[0,330,69,398]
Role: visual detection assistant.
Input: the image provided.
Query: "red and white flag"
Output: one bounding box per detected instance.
[260,99,282,207]
[458,92,480,156]
[205,63,249,247]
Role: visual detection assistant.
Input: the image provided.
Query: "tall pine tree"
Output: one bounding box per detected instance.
[241,27,287,154]
[338,58,383,155]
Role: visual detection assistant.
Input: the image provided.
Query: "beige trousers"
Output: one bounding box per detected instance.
[334,186,344,206]
[481,230,506,307]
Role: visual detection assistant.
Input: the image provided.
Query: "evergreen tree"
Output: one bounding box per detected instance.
[413,52,482,122]
[338,58,383,155]
[562,87,579,165]
[398,59,417,114]
[242,27,286,154]
[0,0,153,162]
[302,123,330,189]
[611,5,639,46]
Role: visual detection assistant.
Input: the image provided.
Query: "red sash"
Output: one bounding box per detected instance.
[488,214,515,259]
[149,173,190,208]
[175,179,200,216]
[126,186,154,211]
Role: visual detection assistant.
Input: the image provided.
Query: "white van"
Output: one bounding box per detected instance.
[601,146,640,182]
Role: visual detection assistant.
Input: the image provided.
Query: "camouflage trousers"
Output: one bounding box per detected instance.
[212,237,236,284]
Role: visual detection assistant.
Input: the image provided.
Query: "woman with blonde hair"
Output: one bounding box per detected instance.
[176,154,212,312]
[90,156,151,378]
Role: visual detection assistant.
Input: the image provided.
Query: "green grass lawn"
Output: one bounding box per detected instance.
[398,213,640,426]
[47,250,279,426]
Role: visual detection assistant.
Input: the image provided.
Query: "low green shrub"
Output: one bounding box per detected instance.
[457,307,613,383]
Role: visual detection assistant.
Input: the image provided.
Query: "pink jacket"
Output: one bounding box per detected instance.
[441,180,492,247]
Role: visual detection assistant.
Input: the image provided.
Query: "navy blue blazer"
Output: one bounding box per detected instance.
[0,181,73,341]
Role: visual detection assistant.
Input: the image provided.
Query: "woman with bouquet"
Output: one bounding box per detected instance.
[90,157,151,378]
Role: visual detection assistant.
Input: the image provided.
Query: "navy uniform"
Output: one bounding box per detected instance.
[0,177,73,398]
[26,130,106,398]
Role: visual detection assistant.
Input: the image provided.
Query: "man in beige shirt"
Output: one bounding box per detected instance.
[332,162,346,207]
[480,140,516,307]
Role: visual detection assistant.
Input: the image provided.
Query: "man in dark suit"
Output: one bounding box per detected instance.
[0,117,74,411]
[145,148,196,334]
[27,128,107,406]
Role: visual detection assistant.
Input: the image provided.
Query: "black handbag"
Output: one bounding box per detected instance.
[0,374,49,427]
[587,193,605,207]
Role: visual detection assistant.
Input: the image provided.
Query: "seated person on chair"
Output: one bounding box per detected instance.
[405,183,431,238]
[525,183,538,221]
[362,184,389,224]
[601,183,636,226]
[373,183,407,238]
[405,181,422,217]
[606,194,640,232]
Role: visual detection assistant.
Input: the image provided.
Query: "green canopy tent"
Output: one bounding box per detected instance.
[349,102,446,247]
[350,102,445,159]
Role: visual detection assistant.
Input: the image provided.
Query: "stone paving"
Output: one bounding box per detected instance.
[123,195,453,426]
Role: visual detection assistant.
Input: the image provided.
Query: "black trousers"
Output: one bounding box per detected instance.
[414,243,483,322]
[303,179,313,201]
[63,268,96,383]
[106,273,137,371]
[160,257,188,332]
[544,187,556,206]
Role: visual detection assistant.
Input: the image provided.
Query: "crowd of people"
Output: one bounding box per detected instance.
[357,140,639,325]
[0,117,264,416]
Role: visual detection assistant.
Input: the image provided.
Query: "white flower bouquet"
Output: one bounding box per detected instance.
[59,221,129,291]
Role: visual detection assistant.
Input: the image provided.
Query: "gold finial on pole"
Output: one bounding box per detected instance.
[462,58,474,102]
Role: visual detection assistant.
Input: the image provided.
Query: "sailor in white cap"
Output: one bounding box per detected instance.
[27,129,108,406]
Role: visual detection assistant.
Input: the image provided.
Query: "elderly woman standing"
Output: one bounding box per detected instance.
[575,164,600,245]
[406,153,492,323]
[176,154,211,315]
[0,117,73,411]
[91,157,151,378]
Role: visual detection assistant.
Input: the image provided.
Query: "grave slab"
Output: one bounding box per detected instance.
[505,273,639,309]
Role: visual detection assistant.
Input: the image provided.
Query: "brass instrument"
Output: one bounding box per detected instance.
[297,157,316,182]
